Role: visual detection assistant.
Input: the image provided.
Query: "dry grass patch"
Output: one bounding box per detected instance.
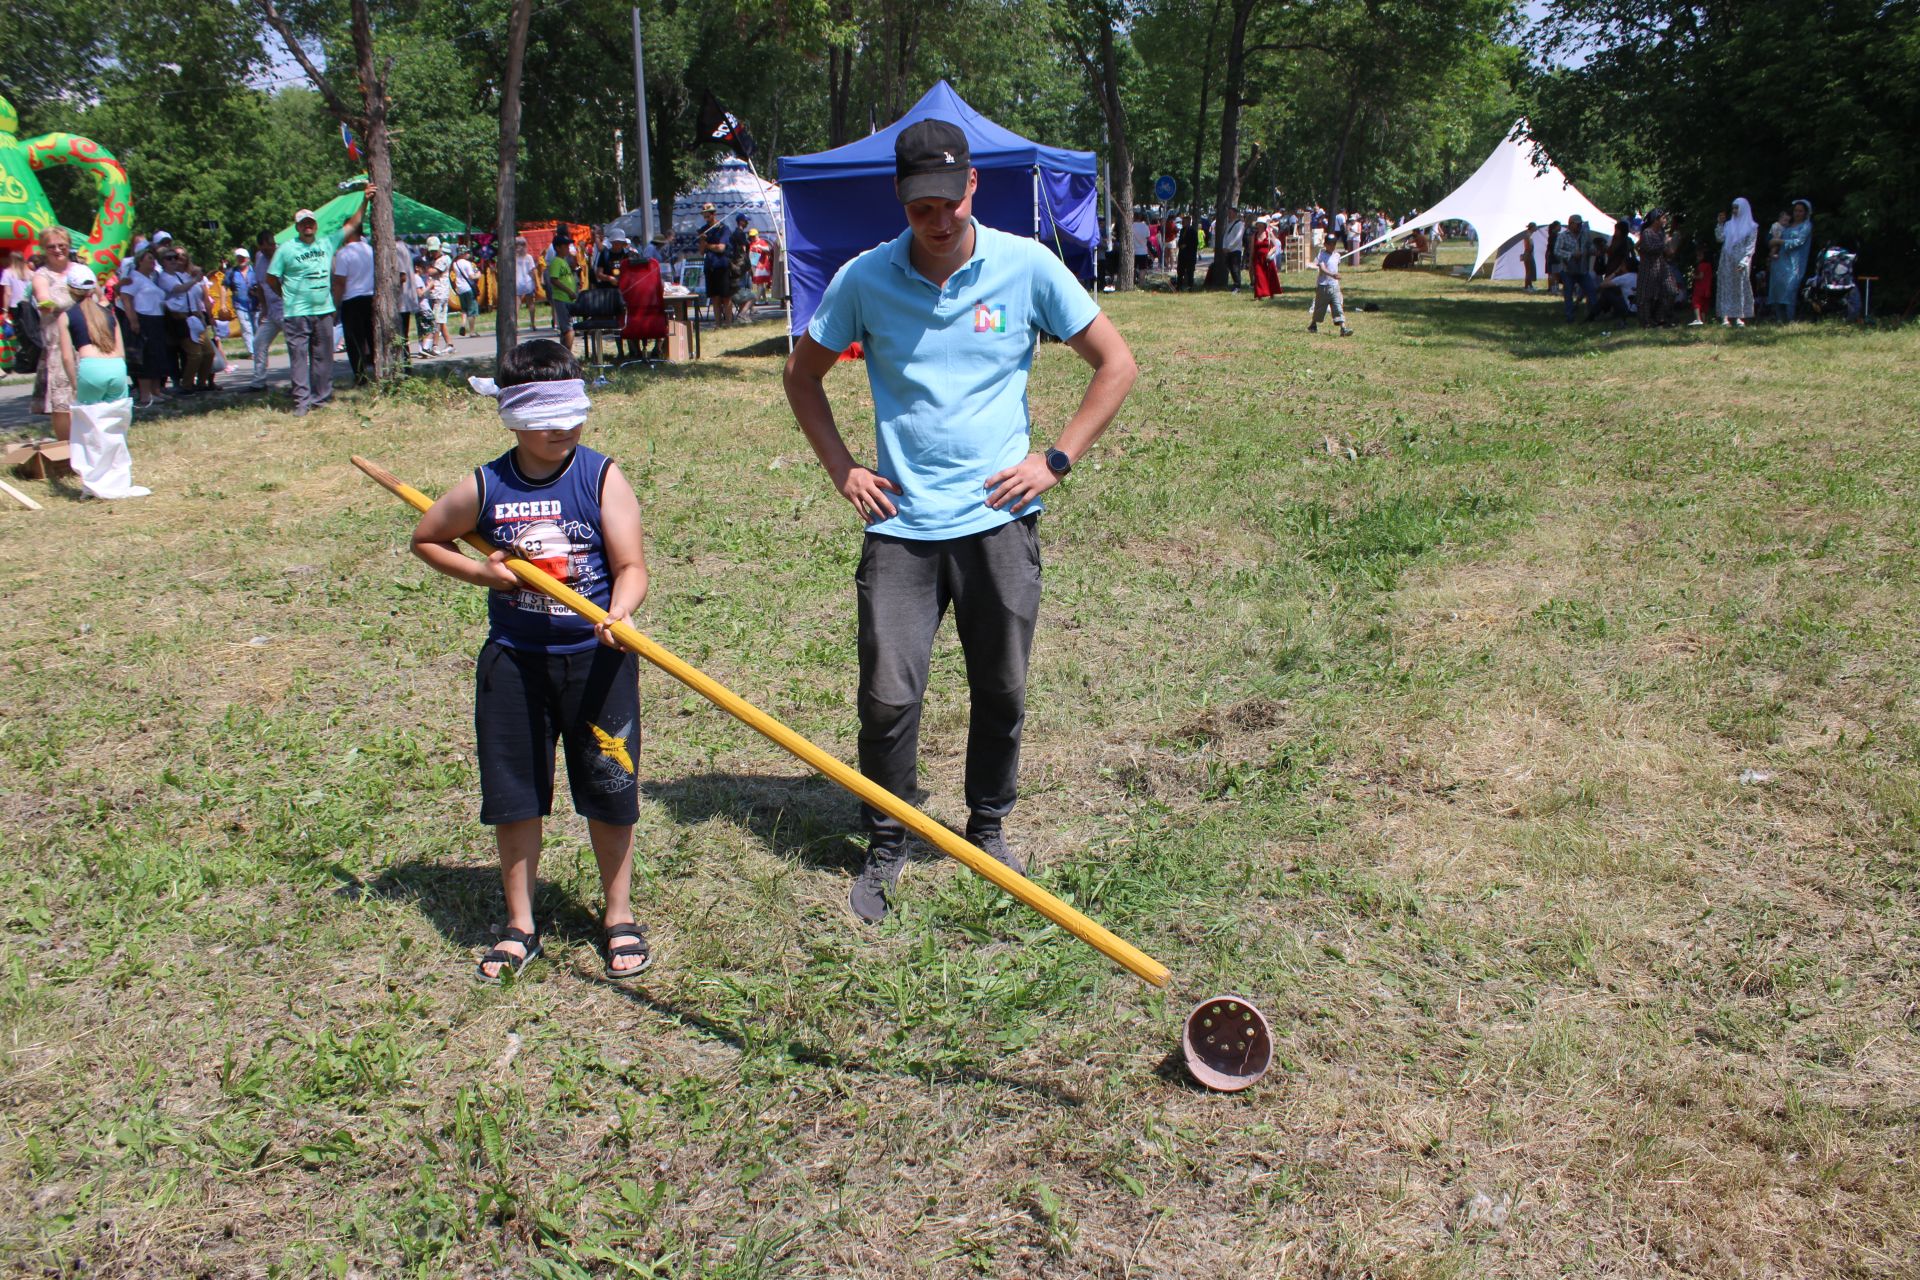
[3,268,1916,1277]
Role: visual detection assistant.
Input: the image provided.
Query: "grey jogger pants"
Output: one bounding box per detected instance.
[856,514,1042,847]
[283,311,335,410]
[1312,280,1346,326]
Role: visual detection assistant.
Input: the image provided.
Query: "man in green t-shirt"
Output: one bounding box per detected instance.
[546,236,580,353]
[267,185,372,416]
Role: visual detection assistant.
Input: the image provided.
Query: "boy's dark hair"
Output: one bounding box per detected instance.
[497,338,582,387]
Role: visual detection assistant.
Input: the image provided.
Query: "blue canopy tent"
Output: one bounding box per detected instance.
[777,80,1100,339]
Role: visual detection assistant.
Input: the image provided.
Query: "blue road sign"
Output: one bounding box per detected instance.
[1153,175,1177,202]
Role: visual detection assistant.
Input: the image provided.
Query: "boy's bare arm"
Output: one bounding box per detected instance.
[595,463,649,647]
[411,473,518,591]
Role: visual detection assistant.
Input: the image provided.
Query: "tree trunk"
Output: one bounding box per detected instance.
[255,0,403,374]
[495,0,532,359]
[1203,0,1256,289]
[887,7,921,121]
[828,45,848,146]
[650,91,675,248]
[1188,0,1224,217]
[827,0,853,148]
[1099,18,1135,292]
[351,0,399,382]
[1325,74,1363,217]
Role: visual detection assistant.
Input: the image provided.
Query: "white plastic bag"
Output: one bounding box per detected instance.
[212,345,228,373]
[69,396,151,499]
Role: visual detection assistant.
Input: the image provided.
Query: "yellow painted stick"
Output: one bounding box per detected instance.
[353,455,1172,988]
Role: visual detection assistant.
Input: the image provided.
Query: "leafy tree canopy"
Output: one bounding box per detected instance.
[1525,0,1920,295]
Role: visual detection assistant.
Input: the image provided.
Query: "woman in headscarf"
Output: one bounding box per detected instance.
[1715,197,1759,326]
[1768,199,1813,323]
[1249,217,1282,300]
[1636,209,1685,328]
[1604,220,1637,277]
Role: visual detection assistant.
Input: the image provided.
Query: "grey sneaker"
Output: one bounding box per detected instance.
[967,827,1026,877]
[849,842,908,923]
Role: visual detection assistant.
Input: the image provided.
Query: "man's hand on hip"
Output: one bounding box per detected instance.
[836,463,901,523]
[985,453,1058,513]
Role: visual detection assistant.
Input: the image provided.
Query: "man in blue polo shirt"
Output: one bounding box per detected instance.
[783,118,1138,924]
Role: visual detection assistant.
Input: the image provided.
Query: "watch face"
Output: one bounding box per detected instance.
[1047,449,1071,475]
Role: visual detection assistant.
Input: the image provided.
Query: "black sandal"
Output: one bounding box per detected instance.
[475,925,542,983]
[602,922,653,980]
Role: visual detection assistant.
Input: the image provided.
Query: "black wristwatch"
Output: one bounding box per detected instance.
[1045,447,1073,477]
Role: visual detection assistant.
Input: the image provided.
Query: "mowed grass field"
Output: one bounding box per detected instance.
[2,258,1917,1279]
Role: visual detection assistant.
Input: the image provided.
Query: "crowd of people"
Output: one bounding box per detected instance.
[1106,202,1408,337]
[1098,191,1833,337]
[5,189,788,439]
[6,175,1833,482]
[1118,205,1409,289]
[1521,196,1821,328]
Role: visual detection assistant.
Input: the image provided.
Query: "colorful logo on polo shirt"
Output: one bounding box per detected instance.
[973,302,1006,334]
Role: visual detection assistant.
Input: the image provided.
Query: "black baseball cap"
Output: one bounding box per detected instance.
[895,119,970,204]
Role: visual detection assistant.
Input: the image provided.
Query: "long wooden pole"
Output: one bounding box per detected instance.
[353,456,1172,989]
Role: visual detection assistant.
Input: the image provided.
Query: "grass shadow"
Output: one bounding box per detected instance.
[605,980,1088,1108]
[1380,288,1704,359]
[1152,1046,1213,1093]
[724,333,793,360]
[644,770,868,873]
[1376,281,1860,359]
[357,858,603,950]
[354,853,1087,1106]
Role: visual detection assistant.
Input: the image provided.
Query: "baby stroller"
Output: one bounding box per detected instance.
[1800,246,1861,321]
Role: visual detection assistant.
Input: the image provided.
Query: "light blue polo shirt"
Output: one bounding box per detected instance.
[808,220,1100,541]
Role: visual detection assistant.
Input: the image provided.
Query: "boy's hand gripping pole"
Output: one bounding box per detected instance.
[352,456,1172,988]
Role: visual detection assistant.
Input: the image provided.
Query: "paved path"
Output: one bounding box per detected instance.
[0,323,530,434]
[0,295,785,433]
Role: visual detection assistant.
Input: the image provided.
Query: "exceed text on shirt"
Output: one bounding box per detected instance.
[494,499,565,520]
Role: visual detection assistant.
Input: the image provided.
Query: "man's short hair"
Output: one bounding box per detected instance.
[497,338,582,388]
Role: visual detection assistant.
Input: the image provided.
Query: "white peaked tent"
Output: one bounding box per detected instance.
[1355,123,1613,280]
[605,158,783,256]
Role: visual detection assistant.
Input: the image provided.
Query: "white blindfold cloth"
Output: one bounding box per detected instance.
[469,376,591,431]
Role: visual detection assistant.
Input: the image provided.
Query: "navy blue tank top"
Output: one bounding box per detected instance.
[474,444,614,653]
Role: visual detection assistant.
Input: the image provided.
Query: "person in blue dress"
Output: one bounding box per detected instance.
[1768,199,1813,323]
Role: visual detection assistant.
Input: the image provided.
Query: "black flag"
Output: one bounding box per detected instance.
[695,90,754,160]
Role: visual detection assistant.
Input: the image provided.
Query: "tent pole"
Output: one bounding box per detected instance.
[741,154,784,332]
[632,7,654,244]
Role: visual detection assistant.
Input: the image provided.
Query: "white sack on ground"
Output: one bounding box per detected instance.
[70,397,151,499]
